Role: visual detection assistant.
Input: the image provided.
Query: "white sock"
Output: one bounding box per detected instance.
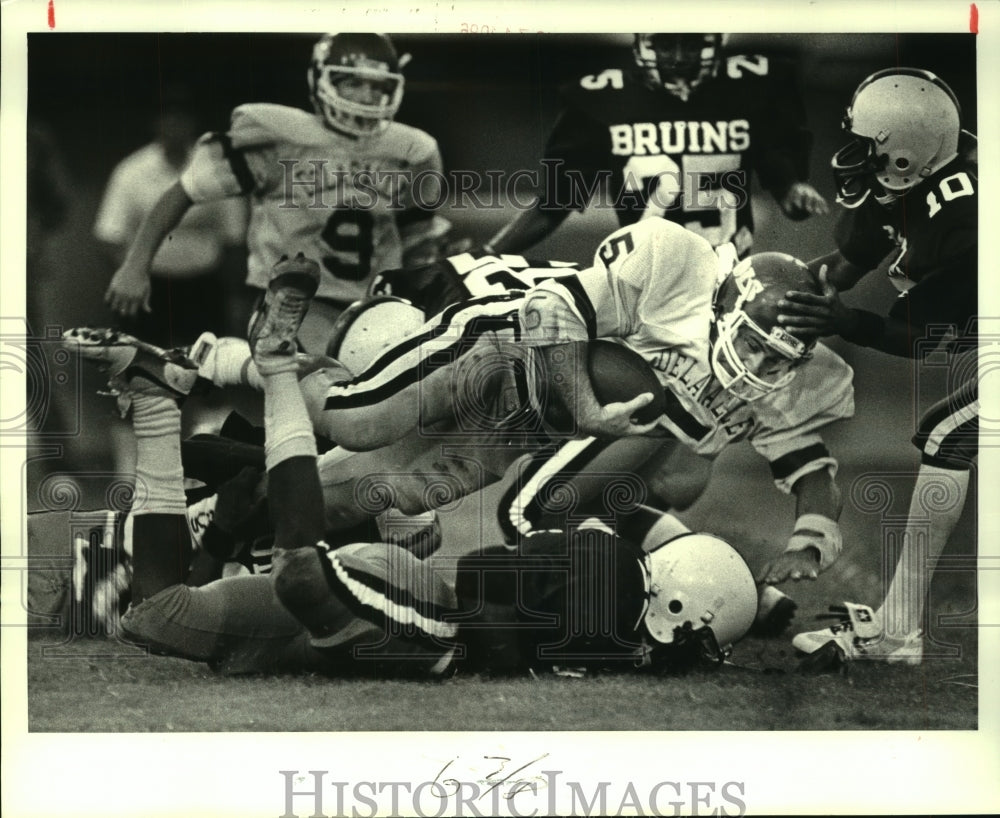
[263,370,317,471]
[130,393,186,517]
[877,465,970,637]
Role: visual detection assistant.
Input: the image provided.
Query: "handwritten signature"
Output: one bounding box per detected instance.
[432,753,550,801]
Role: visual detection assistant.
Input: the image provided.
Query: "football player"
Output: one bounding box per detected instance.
[188,220,854,632]
[53,307,762,677]
[776,69,978,665]
[104,33,451,354]
[479,33,828,536]
[483,33,827,260]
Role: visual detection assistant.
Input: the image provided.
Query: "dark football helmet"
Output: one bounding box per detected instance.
[832,68,962,208]
[710,251,816,401]
[308,33,408,137]
[633,33,726,100]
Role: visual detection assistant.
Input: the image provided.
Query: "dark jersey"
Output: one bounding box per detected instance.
[539,54,812,254]
[371,251,583,318]
[454,528,650,674]
[834,150,978,347]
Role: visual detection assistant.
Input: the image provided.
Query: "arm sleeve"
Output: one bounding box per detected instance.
[833,206,895,270]
[179,132,257,203]
[749,57,813,195]
[750,344,855,493]
[93,163,139,244]
[884,249,978,355]
[539,104,608,211]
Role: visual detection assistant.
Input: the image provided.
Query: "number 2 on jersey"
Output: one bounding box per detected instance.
[321,207,375,281]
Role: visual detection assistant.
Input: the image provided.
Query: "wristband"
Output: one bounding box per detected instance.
[784,513,843,572]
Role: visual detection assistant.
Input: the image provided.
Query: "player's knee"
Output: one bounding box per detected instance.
[120,584,217,661]
[321,489,370,532]
[271,545,329,617]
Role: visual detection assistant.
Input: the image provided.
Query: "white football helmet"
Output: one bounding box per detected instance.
[308,33,408,137]
[633,33,726,100]
[710,252,815,402]
[643,532,757,656]
[326,295,426,375]
[833,68,961,207]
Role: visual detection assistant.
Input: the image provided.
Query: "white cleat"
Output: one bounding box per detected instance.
[247,252,321,375]
[792,601,924,665]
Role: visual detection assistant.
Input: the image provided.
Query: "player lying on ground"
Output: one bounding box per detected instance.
[58,313,763,676]
[178,221,855,632]
[776,69,978,666]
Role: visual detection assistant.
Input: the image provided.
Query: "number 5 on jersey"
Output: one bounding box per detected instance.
[598,230,635,267]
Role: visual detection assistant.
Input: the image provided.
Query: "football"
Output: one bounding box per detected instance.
[586,339,666,423]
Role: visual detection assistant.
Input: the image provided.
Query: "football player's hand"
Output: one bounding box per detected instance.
[756,550,820,585]
[776,265,856,340]
[105,261,152,318]
[579,393,661,438]
[779,182,828,220]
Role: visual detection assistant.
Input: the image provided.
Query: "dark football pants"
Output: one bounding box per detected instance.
[497,436,712,541]
[912,372,978,470]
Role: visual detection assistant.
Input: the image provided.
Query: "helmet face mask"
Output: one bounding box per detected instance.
[831,133,892,208]
[633,33,724,100]
[711,310,804,401]
[710,253,814,402]
[833,67,961,208]
[309,33,406,137]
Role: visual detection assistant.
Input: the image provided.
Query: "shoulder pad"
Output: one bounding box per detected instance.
[377,121,441,165]
[228,103,330,149]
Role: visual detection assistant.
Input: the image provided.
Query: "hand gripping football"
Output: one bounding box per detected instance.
[586,339,665,423]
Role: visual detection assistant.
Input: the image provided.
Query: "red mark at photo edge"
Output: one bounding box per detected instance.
[970,3,978,34]
[48,0,56,29]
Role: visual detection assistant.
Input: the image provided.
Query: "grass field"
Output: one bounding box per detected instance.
[27,629,977,733]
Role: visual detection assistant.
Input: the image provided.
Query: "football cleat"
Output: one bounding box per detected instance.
[749,585,798,637]
[792,601,924,665]
[247,253,321,375]
[62,327,200,413]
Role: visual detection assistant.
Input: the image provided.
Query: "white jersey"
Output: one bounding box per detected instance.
[180,103,444,303]
[521,219,854,490]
